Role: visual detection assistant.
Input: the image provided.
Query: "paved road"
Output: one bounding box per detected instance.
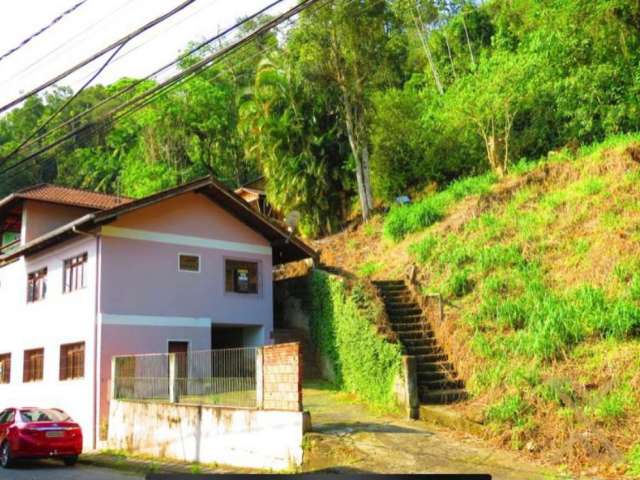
[0,460,143,479]
[303,386,561,479]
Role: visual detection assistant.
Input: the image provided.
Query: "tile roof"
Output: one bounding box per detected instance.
[12,184,132,210]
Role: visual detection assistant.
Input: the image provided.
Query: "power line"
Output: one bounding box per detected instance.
[0,0,133,87]
[0,0,331,180]
[0,0,91,64]
[0,0,199,114]
[2,0,287,161]
[2,41,130,163]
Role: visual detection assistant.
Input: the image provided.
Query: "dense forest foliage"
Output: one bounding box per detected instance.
[1,0,639,236]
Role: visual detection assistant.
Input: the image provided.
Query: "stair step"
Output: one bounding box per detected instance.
[420,388,468,404]
[414,353,449,363]
[386,306,422,316]
[373,280,405,286]
[416,361,455,373]
[386,303,420,311]
[420,378,465,390]
[403,334,436,346]
[376,284,408,292]
[417,370,452,382]
[381,290,412,297]
[398,330,432,341]
[388,312,424,321]
[407,345,441,356]
[391,321,425,331]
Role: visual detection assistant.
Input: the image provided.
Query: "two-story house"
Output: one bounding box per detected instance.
[0,177,315,450]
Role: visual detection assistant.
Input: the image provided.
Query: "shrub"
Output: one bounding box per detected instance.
[308,270,403,408]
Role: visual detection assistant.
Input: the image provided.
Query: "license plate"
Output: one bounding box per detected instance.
[46,431,64,438]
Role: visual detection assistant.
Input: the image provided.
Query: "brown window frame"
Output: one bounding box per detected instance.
[63,253,88,294]
[224,259,259,295]
[178,253,200,273]
[23,348,44,383]
[0,353,10,384]
[27,268,47,303]
[59,342,85,381]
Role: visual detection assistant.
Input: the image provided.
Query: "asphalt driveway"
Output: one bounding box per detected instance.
[0,460,143,479]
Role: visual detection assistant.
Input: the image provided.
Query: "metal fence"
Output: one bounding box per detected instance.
[113,347,258,408]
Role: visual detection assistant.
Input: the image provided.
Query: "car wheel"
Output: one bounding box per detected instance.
[0,441,13,468]
[63,455,78,467]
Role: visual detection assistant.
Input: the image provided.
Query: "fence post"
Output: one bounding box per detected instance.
[255,347,264,410]
[168,353,179,403]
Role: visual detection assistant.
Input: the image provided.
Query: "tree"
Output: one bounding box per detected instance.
[287,0,406,220]
[240,56,348,236]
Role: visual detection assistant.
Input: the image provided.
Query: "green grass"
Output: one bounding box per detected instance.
[485,393,531,425]
[383,173,496,241]
[586,384,635,424]
[357,261,383,278]
[628,442,640,477]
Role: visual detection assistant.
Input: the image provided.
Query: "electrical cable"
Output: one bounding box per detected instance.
[1,0,340,183]
[0,0,91,64]
[0,0,199,114]
[1,0,287,162]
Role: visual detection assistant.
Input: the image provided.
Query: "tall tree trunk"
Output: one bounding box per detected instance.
[461,10,476,67]
[361,142,374,212]
[412,10,444,95]
[344,105,370,220]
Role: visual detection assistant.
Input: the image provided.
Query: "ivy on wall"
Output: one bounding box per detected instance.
[308,270,403,408]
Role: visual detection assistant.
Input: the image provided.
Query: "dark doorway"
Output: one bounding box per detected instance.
[211,327,245,349]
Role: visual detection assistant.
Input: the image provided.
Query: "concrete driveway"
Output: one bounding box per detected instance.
[0,460,143,479]
[302,384,562,479]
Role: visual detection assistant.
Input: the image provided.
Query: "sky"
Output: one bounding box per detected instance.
[0,0,297,109]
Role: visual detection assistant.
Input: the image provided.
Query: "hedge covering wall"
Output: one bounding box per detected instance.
[308,270,403,408]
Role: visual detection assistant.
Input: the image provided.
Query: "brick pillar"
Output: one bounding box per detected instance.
[262,342,302,411]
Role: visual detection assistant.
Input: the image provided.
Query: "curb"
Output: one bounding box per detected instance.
[419,405,485,437]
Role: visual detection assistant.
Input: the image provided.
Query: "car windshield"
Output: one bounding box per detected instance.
[20,409,71,423]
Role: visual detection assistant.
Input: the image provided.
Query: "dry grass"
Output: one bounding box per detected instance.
[311,138,640,477]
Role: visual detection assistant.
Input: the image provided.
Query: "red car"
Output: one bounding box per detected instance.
[0,407,82,468]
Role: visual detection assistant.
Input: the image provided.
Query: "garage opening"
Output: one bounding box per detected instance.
[211,326,263,349]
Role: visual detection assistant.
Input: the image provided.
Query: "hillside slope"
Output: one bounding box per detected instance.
[314,134,640,477]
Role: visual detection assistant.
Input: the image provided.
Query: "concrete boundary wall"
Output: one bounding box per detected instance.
[108,400,306,470]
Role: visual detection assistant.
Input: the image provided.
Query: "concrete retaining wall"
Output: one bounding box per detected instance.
[108,400,305,470]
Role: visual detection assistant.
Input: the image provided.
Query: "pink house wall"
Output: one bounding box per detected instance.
[22,200,92,243]
[96,192,275,434]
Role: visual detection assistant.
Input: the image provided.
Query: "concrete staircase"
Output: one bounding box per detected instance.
[373,280,467,404]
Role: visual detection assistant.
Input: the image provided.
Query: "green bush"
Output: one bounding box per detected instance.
[308,270,403,408]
